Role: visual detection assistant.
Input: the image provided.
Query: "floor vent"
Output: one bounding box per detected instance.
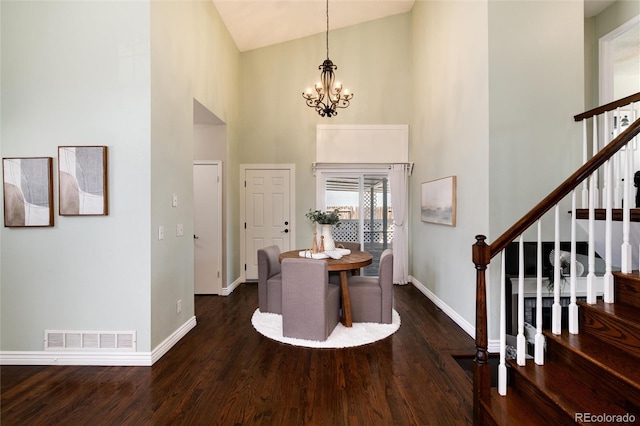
[44,330,136,352]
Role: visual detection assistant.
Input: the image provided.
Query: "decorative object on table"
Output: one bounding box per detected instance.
[421,176,456,226]
[3,157,54,227]
[298,247,351,259]
[301,0,353,118]
[251,308,401,349]
[58,146,108,216]
[548,249,584,293]
[312,231,319,254]
[306,208,341,251]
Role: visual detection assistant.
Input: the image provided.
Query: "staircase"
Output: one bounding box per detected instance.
[473,93,640,425]
[481,272,640,425]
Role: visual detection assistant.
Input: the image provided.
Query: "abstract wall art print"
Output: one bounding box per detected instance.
[421,176,456,227]
[58,146,108,216]
[3,157,54,227]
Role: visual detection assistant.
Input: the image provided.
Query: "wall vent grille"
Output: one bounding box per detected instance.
[44,330,136,352]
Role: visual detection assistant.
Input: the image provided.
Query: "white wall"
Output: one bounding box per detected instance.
[1,1,152,351]
[410,0,491,330]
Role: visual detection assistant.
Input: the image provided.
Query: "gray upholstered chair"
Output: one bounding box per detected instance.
[257,245,283,314]
[281,258,340,341]
[347,249,394,324]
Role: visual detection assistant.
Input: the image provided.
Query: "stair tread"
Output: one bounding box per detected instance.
[507,358,631,417]
[579,299,640,329]
[545,330,640,390]
[483,388,552,426]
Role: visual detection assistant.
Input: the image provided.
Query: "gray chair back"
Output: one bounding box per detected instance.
[257,245,282,313]
[282,258,340,341]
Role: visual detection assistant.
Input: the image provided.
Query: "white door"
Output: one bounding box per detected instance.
[194,162,222,294]
[244,168,292,280]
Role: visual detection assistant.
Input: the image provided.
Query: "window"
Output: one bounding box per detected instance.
[320,172,393,276]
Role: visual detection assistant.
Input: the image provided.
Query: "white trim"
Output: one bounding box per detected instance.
[221,276,244,296]
[0,317,197,366]
[239,164,296,282]
[487,339,501,354]
[599,14,640,104]
[409,275,475,338]
[150,316,197,364]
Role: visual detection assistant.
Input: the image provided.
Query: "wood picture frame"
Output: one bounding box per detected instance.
[58,146,108,216]
[3,157,54,227]
[421,176,456,226]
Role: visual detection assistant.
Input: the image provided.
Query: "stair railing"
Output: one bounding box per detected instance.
[473,92,640,423]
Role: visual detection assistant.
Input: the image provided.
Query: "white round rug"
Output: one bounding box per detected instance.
[251,308,401,348]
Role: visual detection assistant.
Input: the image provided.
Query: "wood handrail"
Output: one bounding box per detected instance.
[489,116,640,259]
[574,92,640,121]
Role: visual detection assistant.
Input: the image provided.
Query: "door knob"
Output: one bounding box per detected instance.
[282,229,289,233]
[194,234,199,239]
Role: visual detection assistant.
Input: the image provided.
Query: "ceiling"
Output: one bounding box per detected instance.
[213,0,618,53]
[213,0,414,52]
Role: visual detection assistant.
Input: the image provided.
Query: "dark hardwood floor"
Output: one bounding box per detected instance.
[1,283,476,425]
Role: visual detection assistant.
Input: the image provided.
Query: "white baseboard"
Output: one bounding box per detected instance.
[0,316,197,366]
[221,276,244,296]
[150,316,197,364]
[408,275,475,339]
[487,339,500,353]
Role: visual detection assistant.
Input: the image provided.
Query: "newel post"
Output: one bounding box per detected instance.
[473,235,491,425]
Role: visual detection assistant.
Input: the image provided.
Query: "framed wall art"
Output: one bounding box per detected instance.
[58,146,108,216]
[421,176,456,227]
[3,157,54,227]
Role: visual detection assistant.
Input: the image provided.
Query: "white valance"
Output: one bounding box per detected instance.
[316,124,409,163]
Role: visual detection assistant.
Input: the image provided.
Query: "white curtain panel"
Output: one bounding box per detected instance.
[390,164,409,284]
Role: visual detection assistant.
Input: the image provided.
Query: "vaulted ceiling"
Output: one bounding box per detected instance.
[212,0,617,53]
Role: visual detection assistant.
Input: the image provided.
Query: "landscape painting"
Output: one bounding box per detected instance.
[421,176,456,227]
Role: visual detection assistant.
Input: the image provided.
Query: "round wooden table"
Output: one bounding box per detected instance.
[279,249,373,327]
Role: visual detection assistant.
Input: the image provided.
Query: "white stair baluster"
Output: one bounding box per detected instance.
[587,169,597,304]
[498,250,507,396]
[615,109,623,207]
[552,205,562,335]
[604,112,615,304]
[622,115,632,273]
[535,221,545,364]
[582,120,589,208]
[517,235,526,366]
[569,190,579,334]
[593,117,600,208]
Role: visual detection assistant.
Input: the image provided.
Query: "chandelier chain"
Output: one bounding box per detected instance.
[325,0,329,59]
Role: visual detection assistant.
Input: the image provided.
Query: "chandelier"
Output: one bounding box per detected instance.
[302,0,353,118]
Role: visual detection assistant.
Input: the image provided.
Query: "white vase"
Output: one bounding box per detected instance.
[317,224,336,251]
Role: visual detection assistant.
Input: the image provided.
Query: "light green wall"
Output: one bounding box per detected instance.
[410,0,490,330]
[486,0,584,338]
[1,1,152,351]
[150,0,241,348]
[240,13,412,248]
[0,0,241,354]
